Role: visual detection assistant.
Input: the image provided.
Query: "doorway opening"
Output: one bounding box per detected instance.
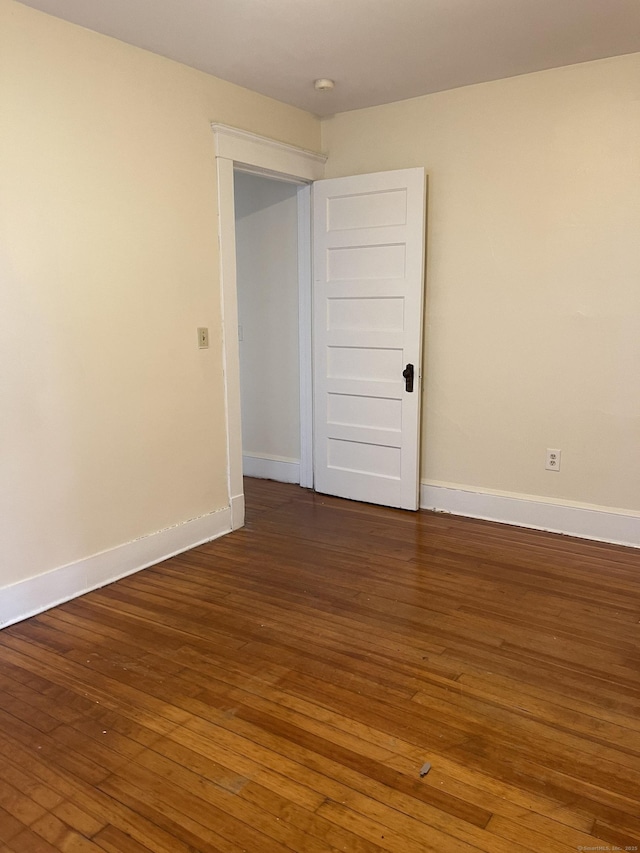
[212,124,326,529]
[234,170,302,486]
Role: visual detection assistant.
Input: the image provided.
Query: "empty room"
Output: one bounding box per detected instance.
[1,0,639,850]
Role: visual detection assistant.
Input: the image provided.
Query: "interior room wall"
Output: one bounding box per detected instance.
[321,52,640,527]
[0,0,319,614]
[234,171,301,479]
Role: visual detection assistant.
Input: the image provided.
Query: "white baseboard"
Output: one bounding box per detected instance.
[0,507,232,629]
[230,492,245,530]
[420,482,640,549]
[243,453,300,484]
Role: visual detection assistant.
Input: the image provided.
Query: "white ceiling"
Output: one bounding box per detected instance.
[17,0,640,116]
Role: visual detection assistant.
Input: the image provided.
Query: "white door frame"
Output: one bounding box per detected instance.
[211,124,326,529]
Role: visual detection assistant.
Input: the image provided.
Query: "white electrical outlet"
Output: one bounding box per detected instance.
[545,448,561,471]
[197,327,209,349]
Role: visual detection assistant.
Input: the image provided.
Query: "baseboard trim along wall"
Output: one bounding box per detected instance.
[0,506,232,629]
[230,493,246,530]
[243,453,300,484]
[420,482,640,549]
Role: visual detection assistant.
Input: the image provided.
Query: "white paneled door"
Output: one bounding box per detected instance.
[313,168,426,510]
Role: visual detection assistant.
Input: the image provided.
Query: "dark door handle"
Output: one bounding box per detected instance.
[403,363,414,392]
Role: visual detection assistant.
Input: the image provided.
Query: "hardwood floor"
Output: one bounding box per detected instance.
[1,477,639,852]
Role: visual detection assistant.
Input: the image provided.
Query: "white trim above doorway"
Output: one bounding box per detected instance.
[212,124,326,182]
[211,125,326,528]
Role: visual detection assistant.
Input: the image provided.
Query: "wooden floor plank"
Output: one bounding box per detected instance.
[1,477,638,852]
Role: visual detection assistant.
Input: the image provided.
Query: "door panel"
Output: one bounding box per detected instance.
[313,168,426,510]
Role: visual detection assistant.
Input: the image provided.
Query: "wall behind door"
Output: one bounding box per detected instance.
[234,172,301,483]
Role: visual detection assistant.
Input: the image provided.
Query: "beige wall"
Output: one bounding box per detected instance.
[0,0,319,588]
[322,53,640,514]
[235,172,300,463]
